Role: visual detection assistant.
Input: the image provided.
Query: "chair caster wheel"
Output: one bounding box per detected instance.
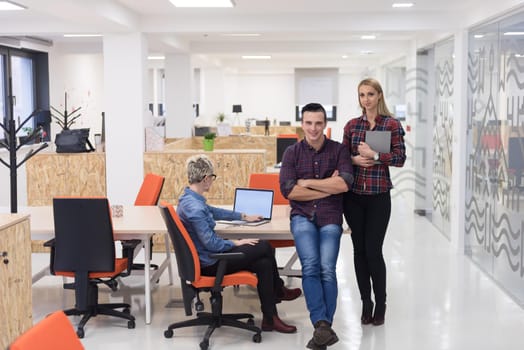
[253,333,262,343]
[200,340,209,350]
[195,301,204,312]
[127,320,135,329]
[246,318,254,326]
[76,328,84,338]
[164,329,173,338]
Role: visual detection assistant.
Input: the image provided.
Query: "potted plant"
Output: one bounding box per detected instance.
[217,113,226,124]
[203,132,216,151]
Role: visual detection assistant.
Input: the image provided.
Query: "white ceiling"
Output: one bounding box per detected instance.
[1,0,523,71]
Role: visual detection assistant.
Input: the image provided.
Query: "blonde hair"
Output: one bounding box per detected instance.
[358,78,393,117]
[186,154,214,184]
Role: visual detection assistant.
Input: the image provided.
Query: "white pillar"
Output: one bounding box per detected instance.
[165,54,193,138]
[450,30,468,253]
[103,33,147,205]
[200,67,225,125]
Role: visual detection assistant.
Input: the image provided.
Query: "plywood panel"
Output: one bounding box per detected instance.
[144,150,265,205]
[0,216,32,349]
[26,153,106,206]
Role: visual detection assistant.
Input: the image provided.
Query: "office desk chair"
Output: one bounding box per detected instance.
[159,203,262,350]
[122,173,165,271]
[45,197,136,338]
[248,173,300,277]
[9,311,84,350]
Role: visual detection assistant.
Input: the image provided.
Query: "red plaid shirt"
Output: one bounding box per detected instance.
[343,115,406,195]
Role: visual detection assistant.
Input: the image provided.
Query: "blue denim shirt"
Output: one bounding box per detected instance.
[177,187,241,267]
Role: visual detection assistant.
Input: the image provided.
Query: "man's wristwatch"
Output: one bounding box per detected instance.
[373,152,379,161]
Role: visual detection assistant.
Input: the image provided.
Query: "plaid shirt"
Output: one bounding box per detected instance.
[342,115,406,195]
[280,138,353,226]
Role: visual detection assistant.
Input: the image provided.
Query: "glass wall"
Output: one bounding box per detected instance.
[466,12,524,305]
[431,38,454,238]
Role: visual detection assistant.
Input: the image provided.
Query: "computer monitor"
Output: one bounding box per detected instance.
[276,136,298,164]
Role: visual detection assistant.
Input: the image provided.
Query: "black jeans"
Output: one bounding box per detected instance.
[201,240,284,318]
[343,191,391,305]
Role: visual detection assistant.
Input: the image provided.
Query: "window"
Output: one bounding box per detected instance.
[1,45,49,143]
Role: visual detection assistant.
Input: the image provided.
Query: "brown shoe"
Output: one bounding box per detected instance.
[261,315,297,333]
[276,286,302,303]
[313,320,339,346]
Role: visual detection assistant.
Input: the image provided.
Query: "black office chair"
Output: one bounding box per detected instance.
[159,202,262,350]
[45,197,136,338]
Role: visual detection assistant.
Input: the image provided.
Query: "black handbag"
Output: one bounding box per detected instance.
[55,128,95,153]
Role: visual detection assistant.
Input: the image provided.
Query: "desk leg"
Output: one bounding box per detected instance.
[279,251,302,278]
[144,237,151,324]
[164,234,174,285]
[32,266,49,284]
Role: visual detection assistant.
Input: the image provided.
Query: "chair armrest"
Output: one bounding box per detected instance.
[208,252,244,260]
[208,252,245,292]
[43,239,56,275]
[120,239,142,273]
[43,238,55,247]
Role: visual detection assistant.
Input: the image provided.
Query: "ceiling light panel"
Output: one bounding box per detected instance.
[392,3,414,8]
[169,0,234,7]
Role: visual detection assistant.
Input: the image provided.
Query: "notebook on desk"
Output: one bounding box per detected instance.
[218,188,274,226]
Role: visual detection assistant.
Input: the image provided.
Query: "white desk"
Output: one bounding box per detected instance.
[7,205,172,325]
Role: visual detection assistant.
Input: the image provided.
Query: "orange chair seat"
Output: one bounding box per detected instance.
[193,271,258,289]
[9,311,84,350]
[55,258,128,279]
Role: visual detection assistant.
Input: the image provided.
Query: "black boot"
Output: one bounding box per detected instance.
[361,300,374,325]
[373,303,386,326]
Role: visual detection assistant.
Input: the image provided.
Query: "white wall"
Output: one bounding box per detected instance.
[48,45,104,141]
[224,72,294,124]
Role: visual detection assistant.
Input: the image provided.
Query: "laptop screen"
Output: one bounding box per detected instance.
[233,188,274,220]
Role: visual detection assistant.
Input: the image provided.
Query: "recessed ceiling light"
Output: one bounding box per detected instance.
[241,55,271,60]
[342,55,348,59]
[361,35,376,40]
[169,0,234,7]
[503,32,524,36]
[392,3,414,8]
[221,33,261,37]
[148,56,165,60]
[361,50,374,55]
[515,54,524,58]
[474,34,485,39]
[63,34,103,38]
[0,1,26,10]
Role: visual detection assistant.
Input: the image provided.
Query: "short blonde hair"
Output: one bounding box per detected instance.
[186,154,214,184]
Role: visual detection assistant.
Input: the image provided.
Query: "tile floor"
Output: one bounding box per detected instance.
[30,196,524,350]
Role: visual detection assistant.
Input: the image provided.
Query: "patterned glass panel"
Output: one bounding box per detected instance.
[432,39,454,238]
[466,12,524,305]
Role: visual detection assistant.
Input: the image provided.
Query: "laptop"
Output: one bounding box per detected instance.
[365,130,391,163]
[219,188,274,226]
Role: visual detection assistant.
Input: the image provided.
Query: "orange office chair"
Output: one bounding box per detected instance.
[159,203,262,350]
[45,197,136,338]
[122,173,165,271]
[9,311,84,350]
[248,173,300,277]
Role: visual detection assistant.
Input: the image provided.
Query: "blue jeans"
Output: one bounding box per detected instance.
[290,215,342,325]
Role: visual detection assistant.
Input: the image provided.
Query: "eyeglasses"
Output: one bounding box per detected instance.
[208,174,217,180]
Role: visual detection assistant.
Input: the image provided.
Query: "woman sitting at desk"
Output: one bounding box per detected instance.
[177,154,301,333]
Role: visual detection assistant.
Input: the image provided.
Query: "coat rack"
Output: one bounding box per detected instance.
[0,86,48,213]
